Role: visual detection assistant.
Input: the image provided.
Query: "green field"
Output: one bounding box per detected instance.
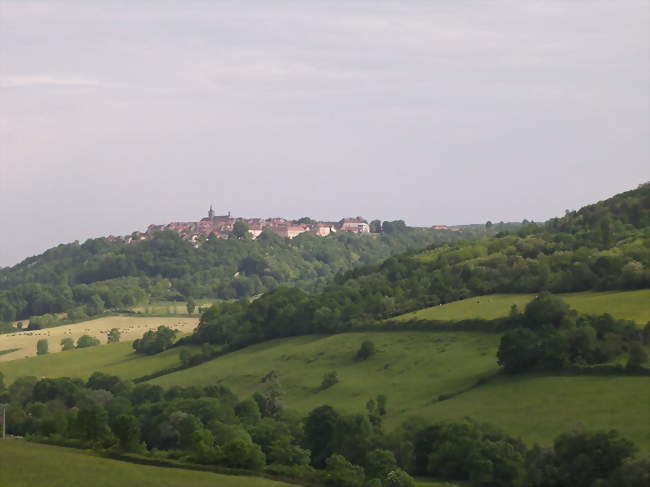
[393,289,650,324]
[424,373,650,453]
[149,331,650,452]
[0,339,197,384]
[0,439,294,487]
[151,332,501,419]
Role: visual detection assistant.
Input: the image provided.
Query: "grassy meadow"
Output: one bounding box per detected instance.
[150,331,501,416]
[149,330,650,452]
[0,439,294,487]
[0,315,198,363]
[393,289,650,324]
[0,339,199,384]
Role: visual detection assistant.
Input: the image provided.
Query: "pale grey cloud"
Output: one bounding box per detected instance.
[0,0,648,267]
[0,75,100,88]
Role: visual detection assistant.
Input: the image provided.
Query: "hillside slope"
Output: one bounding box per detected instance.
[149,330,650,452]
[0,225,483,322]
[190,185,650,348]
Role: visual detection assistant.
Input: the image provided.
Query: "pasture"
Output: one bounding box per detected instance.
[149,330,650,452]
[0,315,198,363]
[393,289,650,324]
[0,339,199,384]
[0,439,294,487]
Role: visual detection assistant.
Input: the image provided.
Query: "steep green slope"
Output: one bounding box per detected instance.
[394,289,650,324]
[0,440,293,487]
[152,332,501,416]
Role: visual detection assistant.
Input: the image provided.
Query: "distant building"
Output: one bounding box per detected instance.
[338,217,370,233]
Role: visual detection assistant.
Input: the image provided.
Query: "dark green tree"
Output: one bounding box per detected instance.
[36,339,48,355]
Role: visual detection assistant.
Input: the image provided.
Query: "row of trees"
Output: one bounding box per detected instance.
[0,371,646,486]
[36,332,112,355]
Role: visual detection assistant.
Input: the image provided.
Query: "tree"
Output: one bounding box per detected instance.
[303,405,342,467]
[186,298,196,315]
[232,221,250,239]
[554,430,637,487]
[626,342,648,369]
[369,220,382,233]
[77,335,101,348]
[36,339,48,355]
[113,414,141,452]
[384,469,416,487]
[497,328,540,373]
[60,337,75,351]
[132,326,177,355]
[355,340,376,361]
[107,328,121,344]
[365,449,398,481]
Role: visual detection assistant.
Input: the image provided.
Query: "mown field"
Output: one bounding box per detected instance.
[0,440,294,487]
[0,315,198,363]
[0,338,198,384]
[149,331,650,453]
[393,289,650,324]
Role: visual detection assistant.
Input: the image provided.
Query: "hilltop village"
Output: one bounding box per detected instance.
[109,207,373,245]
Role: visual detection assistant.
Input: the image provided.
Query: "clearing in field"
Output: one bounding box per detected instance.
[0,315,198,363]
[392,289,650,324]
[0,439,294,487]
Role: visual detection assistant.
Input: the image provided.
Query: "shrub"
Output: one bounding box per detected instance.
[60,337,74,351]
[355,340,376,361]
[319,371,339,391]
[36,339,48,355]
[77,335,101,348]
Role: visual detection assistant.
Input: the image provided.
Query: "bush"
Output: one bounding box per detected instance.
[355,340,376,361]
[36,339,48,355]
[77,335,101,348]
[60,338,74,351]
[107,328,121,344]
[319,372,339,391]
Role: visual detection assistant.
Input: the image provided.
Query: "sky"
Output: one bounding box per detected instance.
[0,0,648,267]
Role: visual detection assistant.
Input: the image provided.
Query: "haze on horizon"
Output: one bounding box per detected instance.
[0,0,648,268]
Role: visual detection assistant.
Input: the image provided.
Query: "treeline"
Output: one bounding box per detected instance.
[0,223,488,322]
[189,185,650,347]
[1,372,647,487]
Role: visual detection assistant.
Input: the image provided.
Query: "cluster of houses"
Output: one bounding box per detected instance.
[115,207,372,245]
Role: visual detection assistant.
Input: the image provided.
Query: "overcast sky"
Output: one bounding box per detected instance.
[0,1,648,267]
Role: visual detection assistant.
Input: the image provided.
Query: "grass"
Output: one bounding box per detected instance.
[393,289,650,324]
[425,373,650,452]
[0,439,294,487]
[149,330,650,453]
[0,315,198,363]
[150,331,502,420]
[0,338,198,385]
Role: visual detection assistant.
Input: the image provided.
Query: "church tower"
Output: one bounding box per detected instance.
[208,204,215,219]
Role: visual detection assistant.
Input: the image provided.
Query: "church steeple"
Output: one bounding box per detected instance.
[208,205,214,219]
